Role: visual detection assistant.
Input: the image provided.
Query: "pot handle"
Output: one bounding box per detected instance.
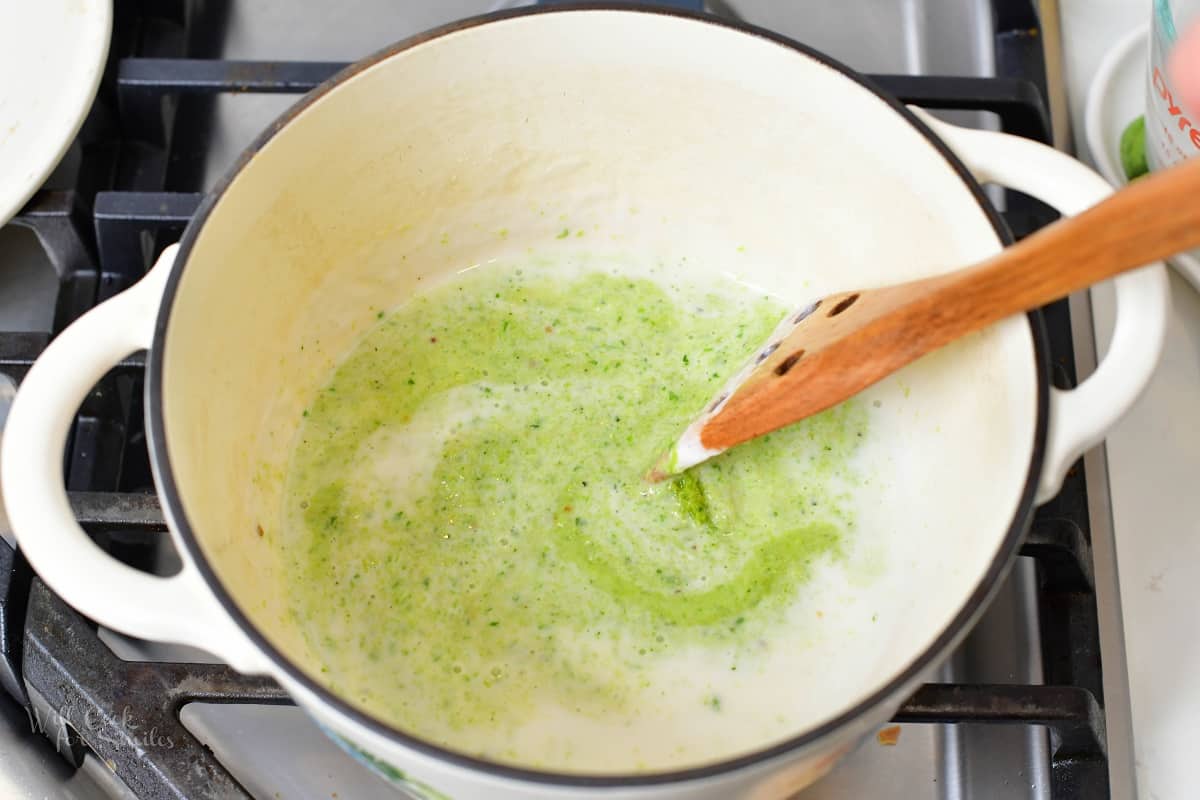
[0,245,270,673]
[911,109,1169,504]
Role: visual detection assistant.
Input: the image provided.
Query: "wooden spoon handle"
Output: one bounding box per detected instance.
[677,156,1200,471]
[940,154,1200,322]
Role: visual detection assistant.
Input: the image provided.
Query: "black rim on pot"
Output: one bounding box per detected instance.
[147,3,1051,788]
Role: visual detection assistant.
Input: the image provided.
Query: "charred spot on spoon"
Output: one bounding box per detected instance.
[754,341,780,365]
[774,349,805,376]
[792,301,821,325]
[829,294,859,317]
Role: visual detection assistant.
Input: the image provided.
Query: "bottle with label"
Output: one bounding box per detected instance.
[1147,0,1200,169]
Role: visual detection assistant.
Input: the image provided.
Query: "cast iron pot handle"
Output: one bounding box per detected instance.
[912,108,1169,504]
[0,244,270,673]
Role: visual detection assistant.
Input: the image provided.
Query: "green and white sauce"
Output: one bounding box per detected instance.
[281,258,868,771]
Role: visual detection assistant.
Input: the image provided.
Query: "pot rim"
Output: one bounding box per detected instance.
[146,3,1050,788]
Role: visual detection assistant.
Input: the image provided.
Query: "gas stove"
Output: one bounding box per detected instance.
[0,2,1131,798]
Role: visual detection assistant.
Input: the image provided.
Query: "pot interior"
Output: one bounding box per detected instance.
[158,8,1038,775]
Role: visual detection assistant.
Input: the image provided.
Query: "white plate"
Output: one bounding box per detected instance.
[0,0,112,226]
[1084,24,1200,291]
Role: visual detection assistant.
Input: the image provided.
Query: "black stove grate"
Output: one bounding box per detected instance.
[0,2,1111,798]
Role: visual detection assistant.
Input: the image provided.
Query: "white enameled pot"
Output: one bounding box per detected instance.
[0,7,1168,799]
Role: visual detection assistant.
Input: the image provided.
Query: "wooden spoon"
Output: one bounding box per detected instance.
[648,155,1200,482]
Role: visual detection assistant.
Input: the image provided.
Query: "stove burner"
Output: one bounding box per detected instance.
[23,579,289,799]
[0,3,1114,797]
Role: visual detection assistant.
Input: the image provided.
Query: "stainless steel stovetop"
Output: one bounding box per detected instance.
[0,2,1133,798]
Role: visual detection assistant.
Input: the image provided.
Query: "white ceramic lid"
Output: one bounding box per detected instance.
[0,0,112,225]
